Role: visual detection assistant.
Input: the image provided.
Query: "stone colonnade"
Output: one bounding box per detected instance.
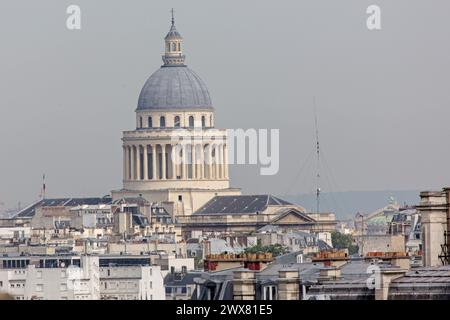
[123,143,229,181]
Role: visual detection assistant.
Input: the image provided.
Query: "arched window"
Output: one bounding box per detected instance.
[160,116,166,128]
[174,116,180,128]
[148,116,152,128]
[166,43,170,52]
[188,116,194,128]
[139,117,143,128]
[201,116,206,128]
[210,115,213,127]
[178,43,181,51]
[172,43,177,51]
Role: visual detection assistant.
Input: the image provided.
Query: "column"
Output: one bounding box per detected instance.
[161,144,166,180]
[182,144,187,179]
[191,144,197,179]
[218,144,223,179]
[124,146,129,180]
[171,144,177,179]
[136,145,141,180]
[152,144,157,180]
[122,146,126,180]
[143,145,148,180]
[128,146,131,180]
[214,144,220,179]
[199,144,204,179]
[207,144,212,179]
[130,146,135,180]
[221,143,226,179]
[224,144,229,178]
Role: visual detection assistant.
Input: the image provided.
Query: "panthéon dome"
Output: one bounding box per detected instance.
[137,14,213,111]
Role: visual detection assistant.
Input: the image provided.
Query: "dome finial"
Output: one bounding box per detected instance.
[163,10,185,66]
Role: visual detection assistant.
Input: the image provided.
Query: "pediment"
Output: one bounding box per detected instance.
[270,209,316,225]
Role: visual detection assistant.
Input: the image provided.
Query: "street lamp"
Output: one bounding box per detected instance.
[356,212,364,256]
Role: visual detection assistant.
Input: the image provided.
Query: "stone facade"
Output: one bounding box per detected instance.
[416,188,450,267]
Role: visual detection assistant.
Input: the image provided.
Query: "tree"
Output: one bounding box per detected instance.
[331,231,359,255]
[244,243,288,257]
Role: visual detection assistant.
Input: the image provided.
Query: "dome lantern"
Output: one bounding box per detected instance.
[163,9,185,66]
[137,10,213,111]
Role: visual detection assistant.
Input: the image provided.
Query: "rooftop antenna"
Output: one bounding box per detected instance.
[41,173,46,200]
[314,97,320,215]
[171,8,175,25]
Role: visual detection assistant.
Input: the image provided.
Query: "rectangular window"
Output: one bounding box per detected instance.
[263,286,277,300]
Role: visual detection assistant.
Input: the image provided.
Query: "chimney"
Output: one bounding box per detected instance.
[417,190,448,266]
[311,250,349,268]
[232,270,256,300]
[366,252,411,270]
[375,268,407,300]
[277,269,300,300]
[390,256,410,270]
[318,266,341,282]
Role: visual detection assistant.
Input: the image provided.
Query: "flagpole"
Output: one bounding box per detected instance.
[42,174,46,200]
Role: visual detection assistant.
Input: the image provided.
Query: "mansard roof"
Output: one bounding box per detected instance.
[193,195,295,215]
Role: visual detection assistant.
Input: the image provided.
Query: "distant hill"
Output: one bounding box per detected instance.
[280,190,421,220]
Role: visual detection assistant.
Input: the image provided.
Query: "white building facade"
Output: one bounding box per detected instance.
[0,255,99,300]
[100,265,165,300]
[0,255,166,300]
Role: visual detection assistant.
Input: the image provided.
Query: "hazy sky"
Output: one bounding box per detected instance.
[1,0,450,210]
